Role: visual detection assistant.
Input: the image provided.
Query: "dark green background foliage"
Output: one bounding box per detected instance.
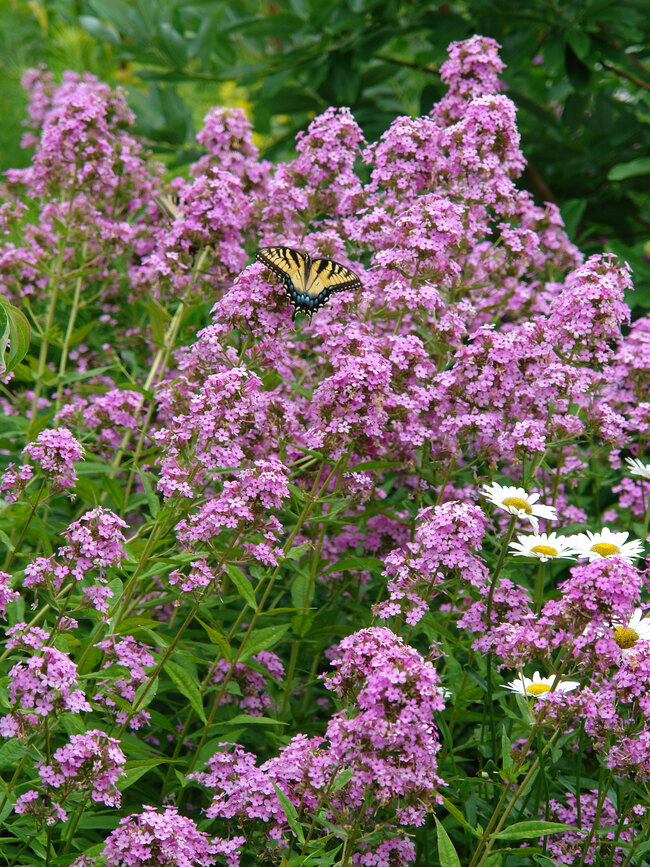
[3,0,650,308]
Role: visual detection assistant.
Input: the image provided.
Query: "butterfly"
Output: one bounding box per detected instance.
[256,246,362,320]
[154,193,203,261]
[153,193,181,229]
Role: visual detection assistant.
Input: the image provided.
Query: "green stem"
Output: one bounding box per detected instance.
[29,176,78,433]
[2,480,47,571]
[53,243,87,416]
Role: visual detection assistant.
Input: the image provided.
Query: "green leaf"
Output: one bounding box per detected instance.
[607,157,650,181]
[118,759,164,790]
[440,796,482,838]
[285,543,311,560]
[226,714,285,726]
[79,14,121,45]
[164,659,206,723]
[0,528,14,552]
[290,572,313,609]
[138,469,160,517]
[226,565,257,610]
[196,618,232,661]
[238,624,289,662]
[158,22,188,68]
[0,298,31,374]
[494,820,576,840]
[559,198,587,240]
[435,817,461,867]
[566,28,590,60]
[133,676,158,710]
[272,781,305,845]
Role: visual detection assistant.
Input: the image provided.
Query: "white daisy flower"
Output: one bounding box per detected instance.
[626,457,650,481]
[509,531,576,563]
[568,527,644,564]
[481,483,557,533]
[504,671,580,698]
[612,608,650,654]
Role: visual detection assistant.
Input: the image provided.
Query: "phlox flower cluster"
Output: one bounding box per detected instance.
[194,628,444,859]
[0,427,84,500]
[94,635,157,730]
[212,650,284,716]
[4,26,650,866]
[0,571,19,618]
[168,557,223,598]
[18,729,126,823]
[0,625,90,739]
[174,458,290,566]
[376,501,488,625]
[21,507,128,614]
[102,806,228,867]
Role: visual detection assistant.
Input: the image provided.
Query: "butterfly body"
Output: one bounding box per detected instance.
[256,246,361,320]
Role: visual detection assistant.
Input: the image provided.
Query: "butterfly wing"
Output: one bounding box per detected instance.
[153,193,181,227]
[305,258,362,302]
[257,247,360,320]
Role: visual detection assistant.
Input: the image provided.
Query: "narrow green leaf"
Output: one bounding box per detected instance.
[6,303,31,371]
[440,796,482,838]
[226,565,256,610]
[435,817,461,867]
[133,676,158,710]
[608,157,650,181]
[197,618,232,661]
[238,624,289,662]
[271,781,305,845]
[494,820,575,840]
[226,714,285,726]
[138,469,160,517]
[285,543,311,560]
[0,528,14,552]
[164,659,206,723]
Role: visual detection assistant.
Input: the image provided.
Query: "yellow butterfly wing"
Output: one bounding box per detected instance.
[153,193,181,227]
[305,258,362,300]
[256,246,361,320]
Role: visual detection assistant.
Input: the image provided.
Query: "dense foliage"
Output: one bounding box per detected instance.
[0,32,649,867]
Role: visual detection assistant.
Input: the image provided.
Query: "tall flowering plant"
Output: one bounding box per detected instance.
[0,34,648,867]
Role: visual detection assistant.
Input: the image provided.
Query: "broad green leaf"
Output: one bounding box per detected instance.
[435,817,461,867]
[79,14,121,45]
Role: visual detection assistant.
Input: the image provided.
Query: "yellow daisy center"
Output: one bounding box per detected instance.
[613,626,638,649]
[531,544,558,558]
[502,497,532,514]
[590,542,620,557]
[526,683,551,696]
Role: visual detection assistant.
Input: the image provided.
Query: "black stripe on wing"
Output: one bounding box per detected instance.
[256,246,360,320]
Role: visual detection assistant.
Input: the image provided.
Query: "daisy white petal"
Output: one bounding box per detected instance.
[625,457,650,481]
[504,670,580,698]
[482,483,557,533]
[509,532,576,562]
[568,527,644,564]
